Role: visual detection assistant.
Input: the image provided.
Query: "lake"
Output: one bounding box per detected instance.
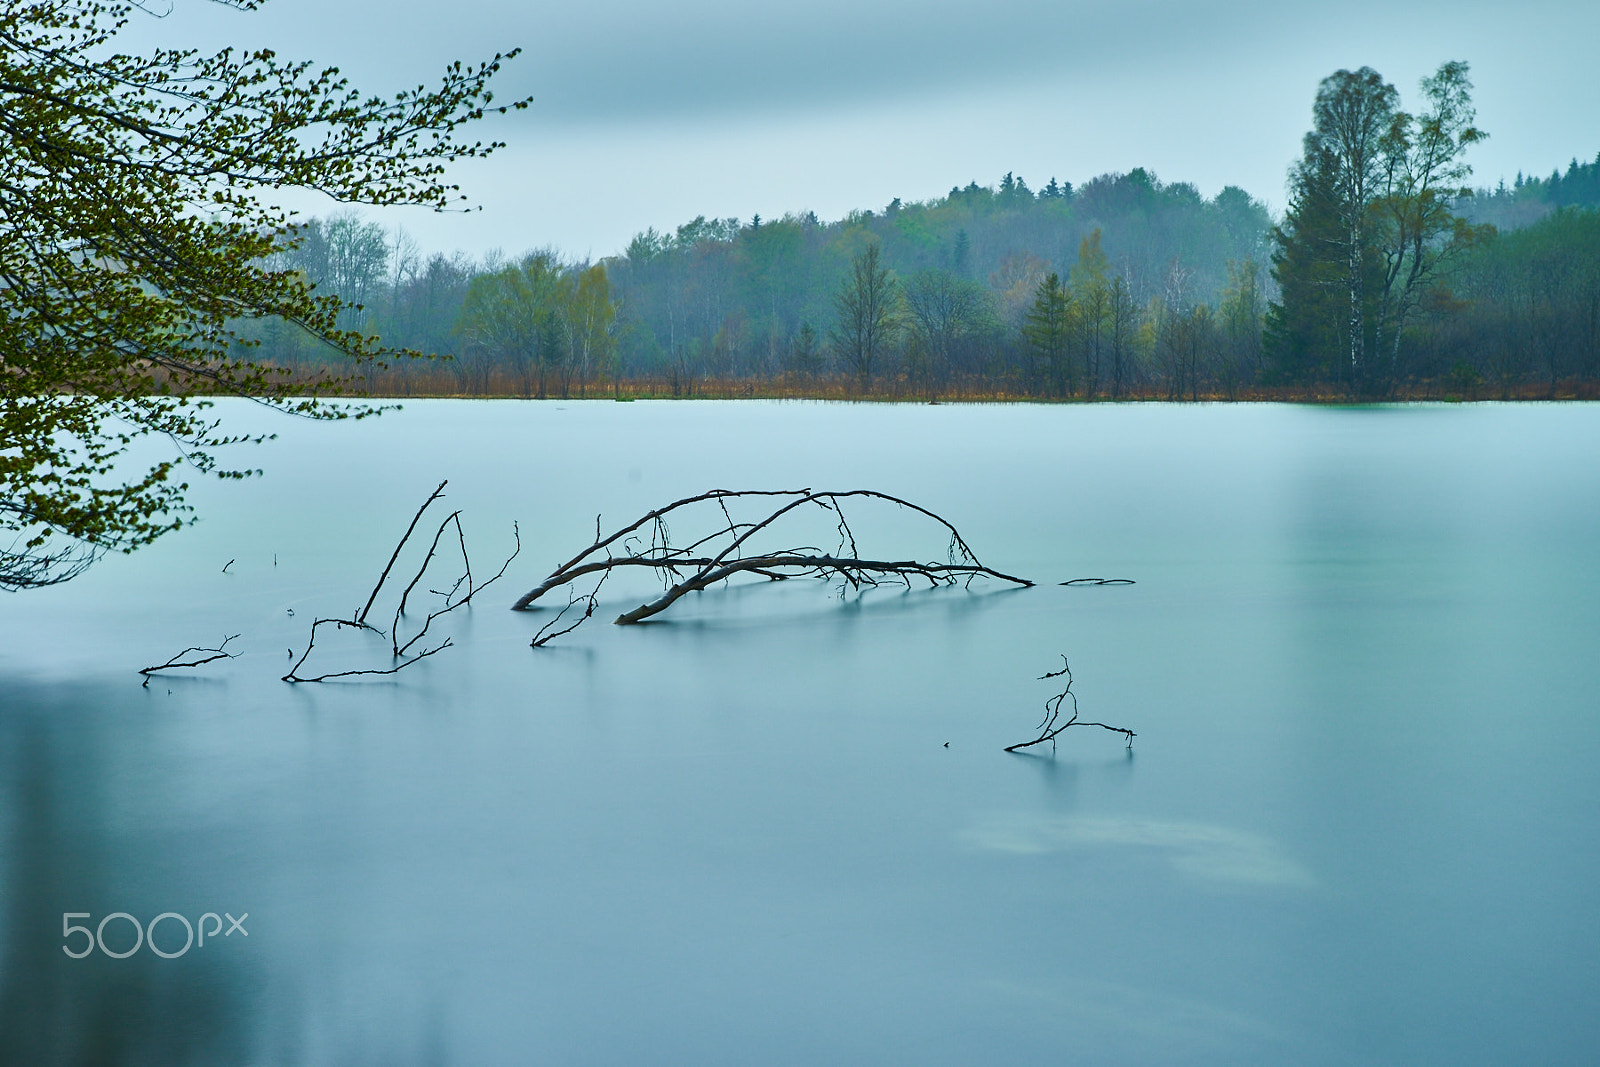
[3,399,1598,1065]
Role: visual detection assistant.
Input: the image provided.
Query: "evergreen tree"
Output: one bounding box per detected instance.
[1266,142,1362,384]
[1022,273,1071,396]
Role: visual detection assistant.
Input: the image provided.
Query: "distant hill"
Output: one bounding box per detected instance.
[606,168,1276,380]
[1464,151,1600,230]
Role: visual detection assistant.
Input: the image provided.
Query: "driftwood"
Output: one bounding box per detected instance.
[284,480,520,682]
[512,488,1031,641]
[139,634,239,686]
[1005,656,1136,753]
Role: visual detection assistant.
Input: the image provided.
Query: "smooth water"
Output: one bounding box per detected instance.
[2,401,1597,1065]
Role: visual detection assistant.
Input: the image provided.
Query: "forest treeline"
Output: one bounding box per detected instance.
[240,143,1600,400]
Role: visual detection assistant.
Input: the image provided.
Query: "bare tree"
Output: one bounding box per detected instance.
[904,269,994,399]
[830,244,899,393]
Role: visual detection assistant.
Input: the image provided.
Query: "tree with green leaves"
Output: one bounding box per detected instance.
[1217,259,1263,396]
[455,252,568,397]
[1269,61,1485,390]
[1106,275,1139,398]
[1266,139,1351,384]
[1070,229,1112,397]
[0,0,525,589]
[1371,61,1488,374]
[1307,66,1397,382]
[569,264,616,397]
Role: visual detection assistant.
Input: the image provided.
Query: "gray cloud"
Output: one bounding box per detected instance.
[109,0,1600,255]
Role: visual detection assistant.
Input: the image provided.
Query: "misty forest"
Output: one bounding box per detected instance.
[247,143,1600,401]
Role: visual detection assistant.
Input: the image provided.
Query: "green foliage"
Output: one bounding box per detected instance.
[1266,142,1358,383]
[1022,273,1071,396]
[1070,230,1112,397]
[259,169,1281,399]
[1268,61,1484,389]
[1217,260,1265,394]
[1415,207,1600,390]
[0,0,524,588]
[455,251,569,396]
[1468,150,1600,230]
[598,168,1271,392]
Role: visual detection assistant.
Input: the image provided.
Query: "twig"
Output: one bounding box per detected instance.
[395,509,464,620]
[395,520,519,657]
[1005,656,1136,753]
[531,569,609,647]
[282,617,381,682]
[284,481,518,683]
[358,479,447,624]
[282,617,451,683]
[140,635,239,687]
[1060,578,1136,585]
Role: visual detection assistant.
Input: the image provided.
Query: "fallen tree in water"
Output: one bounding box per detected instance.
[513,488,1031,643]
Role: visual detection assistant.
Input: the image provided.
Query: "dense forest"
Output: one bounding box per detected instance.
[240,142,1600,400]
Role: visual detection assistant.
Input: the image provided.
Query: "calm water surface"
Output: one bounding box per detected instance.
[2,400,1598,1065]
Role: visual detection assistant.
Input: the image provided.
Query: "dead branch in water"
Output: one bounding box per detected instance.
[359,480,448,624]
[284,483,519,683]
[1059,578,1135,585]
[389,513,520,658]
[282,616,451,683]
[512,488,1031,641]
[531,569,609,647]
[1005,655,1135,753]
[140,634,240,686]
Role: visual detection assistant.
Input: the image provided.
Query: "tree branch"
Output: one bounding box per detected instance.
[360,479,446,623]
[1005,656,1135,753]
[512,488,1031,643]
[139,633,239,686]
[284,482,518,682]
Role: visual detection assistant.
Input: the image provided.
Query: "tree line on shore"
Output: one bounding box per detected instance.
[10,6,1600,595]
[239,80,1600,401]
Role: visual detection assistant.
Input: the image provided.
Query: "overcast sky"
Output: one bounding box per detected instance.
[123,0,1600,259]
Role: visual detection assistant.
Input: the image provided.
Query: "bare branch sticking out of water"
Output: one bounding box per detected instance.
[1059,578,1136,586]
[283,484,519,683]
[531,569,609,648]
[511,488,1031,642]
[391,517,520,658]
[139,635,240,686]
[358,480,448,625]
[282,617,442,683]
[1005,656,1135,753]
